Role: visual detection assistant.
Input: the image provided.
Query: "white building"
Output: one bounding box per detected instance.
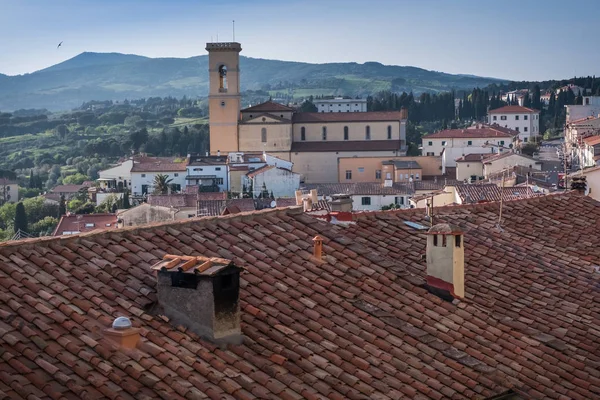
[314,97,367,113]
[487,105,540,142]
[565,96,600,123]
[186,155,228,192]
[301,182,413,211]
[421,126,516,168]
[455,151,542,182]
[130,161,187,197]
[245,165,300,198]
[0,179,18,204]
[501,90,529,106]
[98,159,134,191]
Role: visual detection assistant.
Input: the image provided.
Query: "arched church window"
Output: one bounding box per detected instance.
[387,125,392,139]
[218,65,228,91]
[301,127,306,141]
[322,126,327,141]
[365,126,371,140]
[344,126,349,140]
[261,128,267,143]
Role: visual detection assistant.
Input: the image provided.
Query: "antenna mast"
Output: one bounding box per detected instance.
[498,171,506,226]
[233,20,235,41]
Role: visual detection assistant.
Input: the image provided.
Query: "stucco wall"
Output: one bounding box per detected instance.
[238,122,293,152]
[456,162,484,181]
[250,168,300,198]
[338,156,442,183]
[130,171,187,196]
[293,121,403,143]
[292,150,403,183]
[488,112,540,140]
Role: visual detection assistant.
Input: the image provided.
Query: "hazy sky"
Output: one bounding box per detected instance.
[1,0,598,81]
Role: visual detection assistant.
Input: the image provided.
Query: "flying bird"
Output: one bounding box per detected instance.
[57,41,63,49]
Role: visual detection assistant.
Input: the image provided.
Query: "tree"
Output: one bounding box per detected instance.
[299,100,318,112]
[153,174,173,194]
[29,170,34,189]
[58,195,66,217]
[14,202,27,233]
[122,190,131,209]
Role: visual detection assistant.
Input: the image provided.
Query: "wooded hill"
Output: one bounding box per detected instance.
[0,52,505,111]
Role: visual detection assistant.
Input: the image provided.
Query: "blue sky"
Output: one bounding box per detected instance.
[1,0,598,81]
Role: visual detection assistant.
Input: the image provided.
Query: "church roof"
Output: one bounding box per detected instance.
[293,111,405,123]
[240,101,295,113]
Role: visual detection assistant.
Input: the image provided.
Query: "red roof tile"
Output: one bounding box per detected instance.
[241,101,295,112]
[1,193,599,399]
[291,140,402,152]
[583,136,600,146]
[52,213,117,236]
[131,161,187,172]
[293,111,405,123]
[488,105,540,114]
[454,183,543,203]
[456,154,486,162]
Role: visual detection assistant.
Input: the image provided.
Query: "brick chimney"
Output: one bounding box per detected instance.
[152,255,242,344]
[425,223,464,300]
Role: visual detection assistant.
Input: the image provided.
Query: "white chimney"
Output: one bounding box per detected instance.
[425,223,464,299]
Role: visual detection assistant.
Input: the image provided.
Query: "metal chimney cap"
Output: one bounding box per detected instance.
[112,316,133,330]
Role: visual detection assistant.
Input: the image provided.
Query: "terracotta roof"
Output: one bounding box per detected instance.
[292,111,405,123]
[583,136,600,146]
[188,155,227,166]
[241,100,295,112]
[456,153,486,162]
[52,213,117,236]
[51,184,86,193]
[414,179,461,191]
[291,140,402,152]
[572,115,600,125]
[147,193,197,208]
[424,128,515,139]
[197,200,227,216]
[482,151,539,164]
[382,160,422,169]
[225,198,256,212]
[302,182,413,196]
[246,164,275,178]
[455,184,543,203]
[131,161,187,172]
[152,254,233,275]
[488,105,540,114]
[481,124,520,135]
[0,193,599,399]
[275,197,297,207]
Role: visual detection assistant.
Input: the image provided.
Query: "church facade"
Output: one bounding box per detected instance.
[206,42,408,183]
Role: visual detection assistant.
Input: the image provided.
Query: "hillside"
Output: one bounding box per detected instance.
[0,52,506,111]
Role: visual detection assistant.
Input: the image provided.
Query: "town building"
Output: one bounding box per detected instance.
[556,83,586,96]
[0,178,18,204]
[455,151,542,182]
[52,213,117,236]
[130,159,187,197]
[1,193,598,398]
[501,89,529,106]
[421,126,516,169]
[565,96,600,123]
[337,155,443,183]
[185,154,228,192]
[244,165,300,198]
[314,96,368,113]
[487,105,540,141]
[50,184,89,199]
[205,42,408,183]
[301,182,414,211]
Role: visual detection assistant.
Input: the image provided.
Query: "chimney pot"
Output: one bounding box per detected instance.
[425,223,464,300]
[313,235,324,260]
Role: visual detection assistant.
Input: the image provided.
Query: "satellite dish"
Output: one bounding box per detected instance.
[270,200,276,208]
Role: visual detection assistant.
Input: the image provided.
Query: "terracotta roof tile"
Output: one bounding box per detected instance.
[241,100,295,112]
[0,193,599,399]
[424,128,515,139]
[455,184,543,203]
[52,213,117,236]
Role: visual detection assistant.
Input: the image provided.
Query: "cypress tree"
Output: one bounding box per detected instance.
[122,190,131,209]
[29,170,34,189]
[58,195,66,217]
[14,202,27,234]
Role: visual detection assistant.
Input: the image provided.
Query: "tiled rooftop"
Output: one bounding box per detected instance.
[455,184,543,203]
[0,193,599,399]
[488,105,540,114]
[52,213,118,236]
[302,182,413,196]
[241,100,295,113]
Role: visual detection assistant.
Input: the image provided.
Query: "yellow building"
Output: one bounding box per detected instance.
[205,42,408,183]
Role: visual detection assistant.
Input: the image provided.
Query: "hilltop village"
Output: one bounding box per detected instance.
[0,41,599,400]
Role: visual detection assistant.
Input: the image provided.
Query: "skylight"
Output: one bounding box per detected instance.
[404,221,429,230]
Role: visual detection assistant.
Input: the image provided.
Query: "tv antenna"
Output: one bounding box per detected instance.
[233,20,235,41]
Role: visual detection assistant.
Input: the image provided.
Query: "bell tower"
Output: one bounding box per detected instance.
[206,42,242,154]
